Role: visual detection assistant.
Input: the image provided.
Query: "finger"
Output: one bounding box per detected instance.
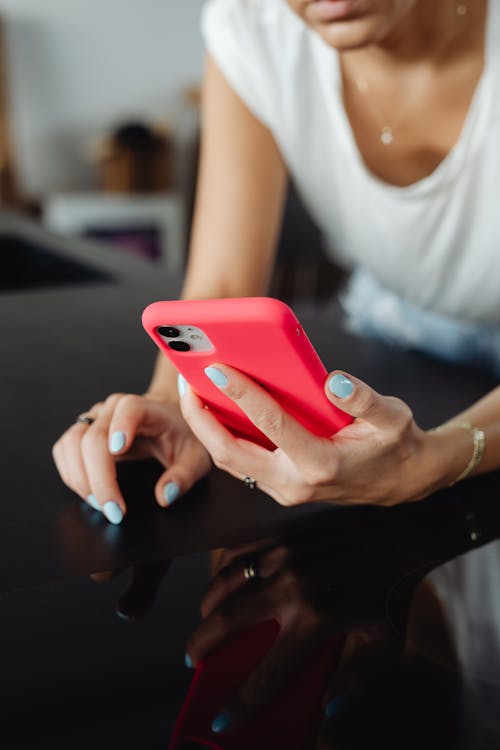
[116,560,170,620]
[201,546,289,619]
[187,578,280,666]
[211,627,327,735]
[81,396,127,524]
[89,570,122,583]
[202,364,333,465]
[154,436,211,508]
[180,384,278,488]
[107,394,178,456]
[215,538,278,572]
[108,393,211,507]
[53,425,105,512]
[52,429,91,500]
[325,371,411,430]
[321,630,384,719]
[182,386,318,505]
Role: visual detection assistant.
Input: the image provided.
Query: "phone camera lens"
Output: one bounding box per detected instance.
[158,326,180,338]
[168,340,191,352]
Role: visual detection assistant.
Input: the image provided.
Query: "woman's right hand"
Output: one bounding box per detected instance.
[52,393,212,524]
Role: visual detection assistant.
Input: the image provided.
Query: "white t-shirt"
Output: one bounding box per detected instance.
[201,0,500,325]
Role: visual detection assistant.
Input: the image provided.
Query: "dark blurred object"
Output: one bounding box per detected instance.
[270,185,347,304]
[90,121,174,194]
[0,233,112,291]
[0,18,21,208]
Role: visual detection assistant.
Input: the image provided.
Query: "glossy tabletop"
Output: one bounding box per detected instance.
[1,216,499,750]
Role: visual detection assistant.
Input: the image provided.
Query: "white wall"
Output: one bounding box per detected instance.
[0,0,205,198]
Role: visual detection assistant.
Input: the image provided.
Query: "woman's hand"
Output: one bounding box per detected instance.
[52,393,211,524]
[179,365,457,507]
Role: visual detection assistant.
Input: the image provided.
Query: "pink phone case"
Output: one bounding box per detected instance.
[142,297,352,448]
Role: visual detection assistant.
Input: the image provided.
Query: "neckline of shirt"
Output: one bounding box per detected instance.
[313,0,497,200]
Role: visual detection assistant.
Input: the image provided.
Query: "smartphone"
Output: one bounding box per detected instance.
[168,619,346,750]
[142,297,352,449]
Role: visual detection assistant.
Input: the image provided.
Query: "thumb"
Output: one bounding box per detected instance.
[155,439,211,508]
[107,394,171,457]
[325,371,403,428]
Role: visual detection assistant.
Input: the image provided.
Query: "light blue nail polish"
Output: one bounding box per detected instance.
[102,501,124,525]
[164,482,180,505]
[87,493,101,511]
[185,652,193,669]
[109,431,126,453]
[177,373,187,398]
[325,694,347,719]
[204,366,228,388]
[328,374,354,399]
[211,710,232,734]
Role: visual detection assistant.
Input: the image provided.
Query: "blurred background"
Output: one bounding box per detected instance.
[1,0,342,300]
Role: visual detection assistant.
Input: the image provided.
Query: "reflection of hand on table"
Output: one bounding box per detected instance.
[90,560,171,621]
[185,489,500,738]
[185,515,419,735]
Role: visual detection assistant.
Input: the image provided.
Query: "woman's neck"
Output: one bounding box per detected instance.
[366,0,487,67]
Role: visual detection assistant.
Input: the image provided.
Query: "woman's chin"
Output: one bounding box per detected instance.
[310,16,382,51]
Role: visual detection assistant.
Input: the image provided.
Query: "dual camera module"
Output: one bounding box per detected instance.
[158,326,191,351]
[157,324,213,353]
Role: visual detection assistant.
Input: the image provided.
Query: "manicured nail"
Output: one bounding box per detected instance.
[86,493,101,511]
[109,431,126,453]
[325,694,347,719]
[177,373,187,398]
[204,366,228,388]
[102,501,124,525]
[211,710,232,734]
[164,482,180,505]
[328,374,354,399]
[185,652,193,669]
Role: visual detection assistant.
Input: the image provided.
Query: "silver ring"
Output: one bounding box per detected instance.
[244,476,257,490]
[75,415,95,426]
[243,562,257,581]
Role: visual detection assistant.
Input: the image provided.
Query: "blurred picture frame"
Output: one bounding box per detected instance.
[43,192,185,272]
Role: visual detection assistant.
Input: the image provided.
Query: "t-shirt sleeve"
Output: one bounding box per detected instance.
[200,0,278,129]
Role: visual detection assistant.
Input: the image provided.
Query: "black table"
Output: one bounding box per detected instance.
[1,216,499,749]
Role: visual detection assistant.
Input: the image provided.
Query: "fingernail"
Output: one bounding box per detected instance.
[204,366,228,388]
[185,652,193,669]
[109,431,126,453]
[116,609,131,621]
[87,493,101,511]
[211,710,232,734]
[328,374,354,399]
[177,373,187,398]
[102,501,124,525]
[325,694,347,719]
[164,482,180,505]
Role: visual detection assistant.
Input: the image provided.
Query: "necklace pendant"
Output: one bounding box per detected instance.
[380,126,394,146]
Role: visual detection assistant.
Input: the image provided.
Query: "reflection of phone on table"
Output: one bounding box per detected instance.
[142,297,352,449]
[168,619,346,750]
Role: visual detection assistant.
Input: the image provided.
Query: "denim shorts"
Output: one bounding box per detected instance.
[340,270,500,378]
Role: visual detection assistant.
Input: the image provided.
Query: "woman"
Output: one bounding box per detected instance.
[53,0,500,524]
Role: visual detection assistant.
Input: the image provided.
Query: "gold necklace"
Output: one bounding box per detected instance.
[353,1,468,147]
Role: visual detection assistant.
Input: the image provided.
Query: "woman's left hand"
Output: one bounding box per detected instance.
[178,365,450,507]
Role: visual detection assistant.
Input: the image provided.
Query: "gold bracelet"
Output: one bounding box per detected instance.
[434,421,485,486]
